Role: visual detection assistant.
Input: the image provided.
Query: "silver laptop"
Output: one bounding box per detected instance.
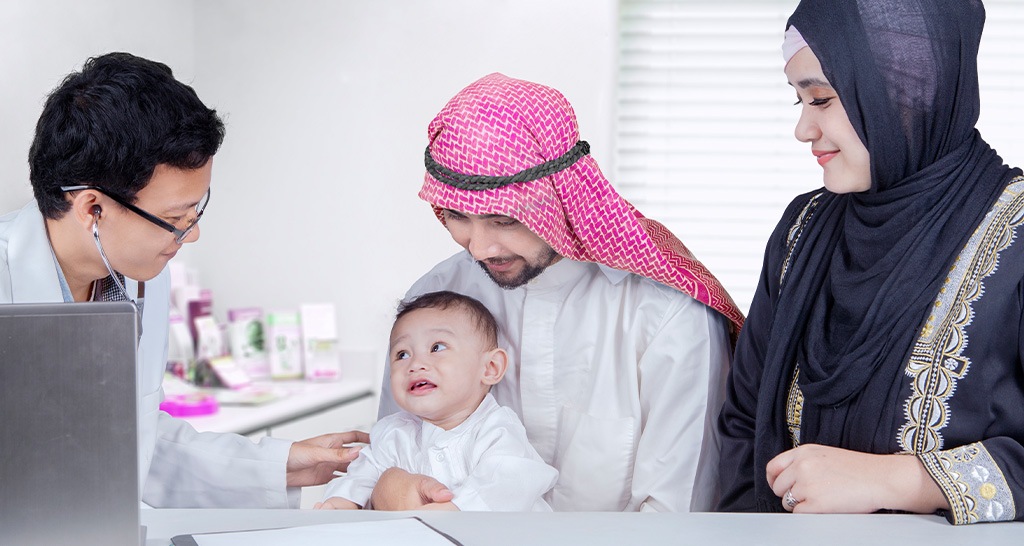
[0,301,142,546]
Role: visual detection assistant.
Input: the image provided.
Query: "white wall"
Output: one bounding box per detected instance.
[0,0,196,213]
[2,0,616,391]
[183,0,618,377]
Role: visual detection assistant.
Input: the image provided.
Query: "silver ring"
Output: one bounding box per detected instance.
[784,490,799,509]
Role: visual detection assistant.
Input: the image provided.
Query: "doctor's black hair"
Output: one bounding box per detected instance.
[28,52,225,220]
[394,291,500,350]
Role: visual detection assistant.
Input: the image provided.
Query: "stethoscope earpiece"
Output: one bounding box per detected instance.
[89,204,133,306]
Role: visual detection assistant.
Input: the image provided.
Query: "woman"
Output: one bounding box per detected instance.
[718,0,1024,524]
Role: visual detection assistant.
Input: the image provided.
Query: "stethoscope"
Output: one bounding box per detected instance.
[91,205,144,327]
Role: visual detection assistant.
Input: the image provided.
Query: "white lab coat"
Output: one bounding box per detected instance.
[0,201,296,508]
[326,394,557,511]
[381,252,731,512]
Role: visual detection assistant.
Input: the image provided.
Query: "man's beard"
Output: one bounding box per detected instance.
[477,247,560,290]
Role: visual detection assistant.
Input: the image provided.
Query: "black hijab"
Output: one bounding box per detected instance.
[752,0,1021,510]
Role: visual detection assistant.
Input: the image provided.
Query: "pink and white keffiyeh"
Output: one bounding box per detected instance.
[420,73,744,337]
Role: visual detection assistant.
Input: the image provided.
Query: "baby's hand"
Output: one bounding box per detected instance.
[313,497,360,510]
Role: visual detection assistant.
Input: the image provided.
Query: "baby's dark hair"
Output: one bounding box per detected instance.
[396,291,499,349]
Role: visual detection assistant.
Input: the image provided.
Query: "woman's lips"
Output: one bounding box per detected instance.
[814,150,838,166]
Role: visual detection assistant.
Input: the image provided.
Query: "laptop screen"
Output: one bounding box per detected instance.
[0,301,141,546]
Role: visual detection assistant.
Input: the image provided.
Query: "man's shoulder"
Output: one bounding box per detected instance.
[0,202,35,244]
[0,203,44,303]
[596,264,698,306]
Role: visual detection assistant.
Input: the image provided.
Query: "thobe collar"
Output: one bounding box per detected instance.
[524,257,630,293]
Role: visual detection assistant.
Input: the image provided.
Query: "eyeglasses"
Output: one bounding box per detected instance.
[60,185,210,244]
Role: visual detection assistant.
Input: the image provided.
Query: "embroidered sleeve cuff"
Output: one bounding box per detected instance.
[919,442,1016,524]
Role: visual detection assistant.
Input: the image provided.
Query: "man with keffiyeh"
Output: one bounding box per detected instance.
[374,73,744,512]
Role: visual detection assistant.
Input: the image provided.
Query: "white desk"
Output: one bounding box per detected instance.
[180,380,375,436]
[142,510,1022,545]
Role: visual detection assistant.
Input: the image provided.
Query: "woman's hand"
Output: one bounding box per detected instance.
[766,444,949,514]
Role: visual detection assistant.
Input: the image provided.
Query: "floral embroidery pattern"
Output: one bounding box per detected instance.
[899,178,1024,454]
[920,443,1016,524]
[901,177,1024,524]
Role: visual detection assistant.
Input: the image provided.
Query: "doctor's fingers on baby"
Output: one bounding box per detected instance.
[303,430,371,449]
[286,434,369,487]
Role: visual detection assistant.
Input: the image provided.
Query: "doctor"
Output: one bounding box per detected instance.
[374,74,744,512]
[0,52,367,508]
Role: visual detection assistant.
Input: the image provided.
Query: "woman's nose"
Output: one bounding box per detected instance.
[794,107,820,143]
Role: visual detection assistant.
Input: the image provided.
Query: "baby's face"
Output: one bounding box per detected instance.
[388,307,491,430]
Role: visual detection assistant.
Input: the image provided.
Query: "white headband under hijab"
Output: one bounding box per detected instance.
[782,25,808,65]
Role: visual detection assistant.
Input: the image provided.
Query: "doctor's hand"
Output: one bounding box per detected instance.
[369,467,453,510]
[766,443,949,515]
[286,430,370,487]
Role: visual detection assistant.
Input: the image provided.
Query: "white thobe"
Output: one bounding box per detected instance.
[0,202,295,508]
[326,394,556,511]
[381,251,731,511]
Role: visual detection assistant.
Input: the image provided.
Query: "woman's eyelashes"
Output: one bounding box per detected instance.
[793,96,835,107]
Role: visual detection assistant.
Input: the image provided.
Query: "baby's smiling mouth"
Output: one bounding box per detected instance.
[409,380,437,393]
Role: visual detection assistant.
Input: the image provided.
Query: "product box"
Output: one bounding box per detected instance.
[300,303,341,381]
[227,307,270,380]
[166,309,195,381]
[266,311,303,380]
[193,315,227,361]
[186,290,214,349]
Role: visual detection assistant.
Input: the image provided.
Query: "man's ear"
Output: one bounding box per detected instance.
[67,190,104,230]
[481,347,509,386]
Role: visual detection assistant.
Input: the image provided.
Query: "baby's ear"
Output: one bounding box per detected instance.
[481,348,509,386]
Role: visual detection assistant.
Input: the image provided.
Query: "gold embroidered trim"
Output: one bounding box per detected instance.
[780,193,822,287]
[779,195,821,449]
[786,368,804,447]
[919,442,1016,524]
[899,177,1024,454]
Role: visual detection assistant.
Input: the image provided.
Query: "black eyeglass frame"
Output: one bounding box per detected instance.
[60,184,209,244]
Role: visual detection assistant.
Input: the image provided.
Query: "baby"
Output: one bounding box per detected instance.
[317,290,557,511]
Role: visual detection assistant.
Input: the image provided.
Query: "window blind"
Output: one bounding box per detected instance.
[614,0,1024,313]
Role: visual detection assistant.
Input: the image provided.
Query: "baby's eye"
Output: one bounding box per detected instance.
[430,342,448,352]
[395,350,410,360]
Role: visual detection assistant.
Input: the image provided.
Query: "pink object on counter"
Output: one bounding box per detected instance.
[159,393,219,417]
